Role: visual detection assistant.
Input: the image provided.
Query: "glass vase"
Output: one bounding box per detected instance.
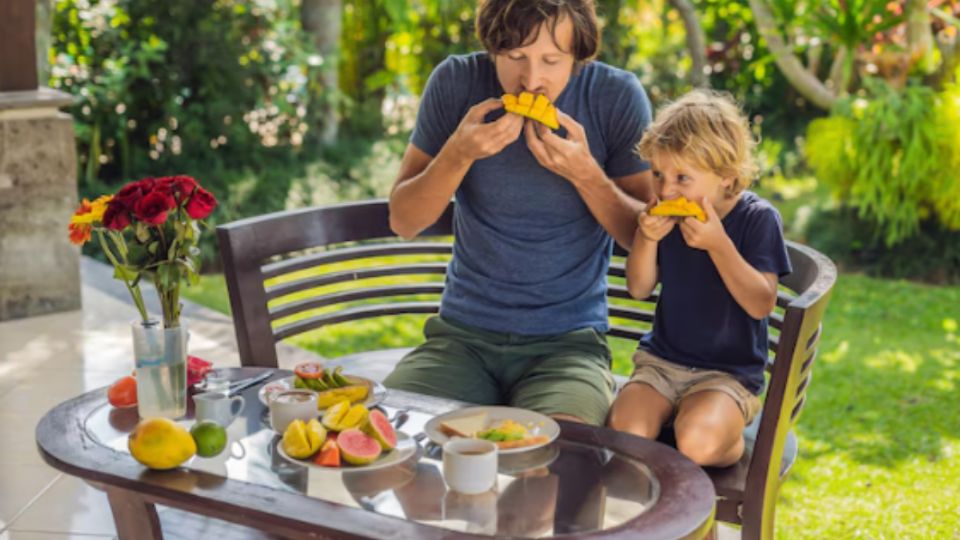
[131,319,187,419]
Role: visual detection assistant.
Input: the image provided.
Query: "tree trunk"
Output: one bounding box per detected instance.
[36,0,53,84]
[669,0,709,88]
[748,0,837,110]
[906,0,934,59]
[301,0,341,144]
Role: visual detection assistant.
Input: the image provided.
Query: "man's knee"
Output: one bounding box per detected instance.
[607,402,661,439]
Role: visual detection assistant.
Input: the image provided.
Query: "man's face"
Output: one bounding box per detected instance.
[493,15,576,103]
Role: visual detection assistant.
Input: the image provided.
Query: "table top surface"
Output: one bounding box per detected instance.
[37,367,715,540]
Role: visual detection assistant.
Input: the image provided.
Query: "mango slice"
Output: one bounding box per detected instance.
[502,91,560,130]
[649,197,707,222]
[315,384,369,410]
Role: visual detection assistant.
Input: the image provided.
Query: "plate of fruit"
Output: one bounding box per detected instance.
[276,401,418,471]
[259,362,386,410]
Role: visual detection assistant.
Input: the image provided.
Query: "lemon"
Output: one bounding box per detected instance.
[190,420,227,458]
[128,417,197,470]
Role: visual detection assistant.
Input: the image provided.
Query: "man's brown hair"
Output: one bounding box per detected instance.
[476,0,600,64]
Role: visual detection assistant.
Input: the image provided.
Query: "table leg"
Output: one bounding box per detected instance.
[106,486,163,540]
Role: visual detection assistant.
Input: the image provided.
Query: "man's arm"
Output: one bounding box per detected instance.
[573,169,652,250]
[388,143,471,239]
[389,99,524,239]
[524,116,652,249]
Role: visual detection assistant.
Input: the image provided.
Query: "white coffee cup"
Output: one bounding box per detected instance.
[269,390,318,433]
[442,439,498,494]
[194,392,245,427]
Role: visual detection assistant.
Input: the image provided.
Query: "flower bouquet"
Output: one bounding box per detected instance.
[69,176,217,418]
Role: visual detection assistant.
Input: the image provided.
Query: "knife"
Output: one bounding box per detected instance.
[227,370,274,397]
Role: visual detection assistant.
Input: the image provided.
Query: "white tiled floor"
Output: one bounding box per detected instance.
[0,260,253,538]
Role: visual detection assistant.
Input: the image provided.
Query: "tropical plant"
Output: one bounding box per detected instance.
[805,78,960,246]
[749,0,960,109]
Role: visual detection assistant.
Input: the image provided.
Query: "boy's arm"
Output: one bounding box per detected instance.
[707,243,779,320]
[625,230,659,299]
[679,198,778,319]
[626,209,675,299]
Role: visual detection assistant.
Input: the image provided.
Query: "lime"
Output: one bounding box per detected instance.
[190,420,228,457]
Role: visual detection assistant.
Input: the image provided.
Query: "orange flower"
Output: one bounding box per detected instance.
[68,196,112,245]
[68,222,92,245]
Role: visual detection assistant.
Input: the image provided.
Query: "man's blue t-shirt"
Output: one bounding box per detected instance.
[410,52,652,335]
[639,191,793,394]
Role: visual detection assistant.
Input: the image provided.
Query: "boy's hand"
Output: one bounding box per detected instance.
[637,198,676,242]
[679,197,728,251]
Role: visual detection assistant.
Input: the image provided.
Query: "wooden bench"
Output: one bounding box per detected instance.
[218,199,837,540]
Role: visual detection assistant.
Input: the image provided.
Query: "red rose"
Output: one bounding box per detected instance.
[113,181,144,210]
[102,200,132,230]
[173,175,198,196]
[185,187,217,220]
[156,175,198,202]
[137,177,157,192]
[134,191,175,225]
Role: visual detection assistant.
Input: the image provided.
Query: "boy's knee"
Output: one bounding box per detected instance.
[675,426,743,466]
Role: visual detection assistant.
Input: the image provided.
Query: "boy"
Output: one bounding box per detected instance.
[608,90,792,467]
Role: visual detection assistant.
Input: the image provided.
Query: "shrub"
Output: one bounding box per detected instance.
[805,79,960,246]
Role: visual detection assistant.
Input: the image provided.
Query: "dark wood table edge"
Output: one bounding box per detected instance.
[35,368,715,540]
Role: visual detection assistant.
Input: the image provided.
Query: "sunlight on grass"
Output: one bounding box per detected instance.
[777,274,960,538]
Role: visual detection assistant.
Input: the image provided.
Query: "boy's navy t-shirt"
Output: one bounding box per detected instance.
[410,52,652,335]
[639,191,793,394]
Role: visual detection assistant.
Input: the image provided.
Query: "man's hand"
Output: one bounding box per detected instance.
[679,197,728,252]
[637,199,676,242]
[524,111,603,185]
[449,98,524,162]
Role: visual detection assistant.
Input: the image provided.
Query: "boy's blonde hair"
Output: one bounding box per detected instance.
[637,89,758,196]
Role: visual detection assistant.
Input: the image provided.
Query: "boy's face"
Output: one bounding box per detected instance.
[493,15,576,103]
[651,152,734,209]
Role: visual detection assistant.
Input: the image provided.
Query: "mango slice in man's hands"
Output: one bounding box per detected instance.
[502,91,560,130]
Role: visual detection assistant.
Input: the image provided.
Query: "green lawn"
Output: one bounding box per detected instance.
[183,268,960,537]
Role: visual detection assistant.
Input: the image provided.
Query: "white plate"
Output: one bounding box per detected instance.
[258,375,386,409]
[423,406,561,455]
[275,431,419,472]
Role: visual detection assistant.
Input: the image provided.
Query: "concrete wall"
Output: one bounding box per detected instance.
[0,88,80,320]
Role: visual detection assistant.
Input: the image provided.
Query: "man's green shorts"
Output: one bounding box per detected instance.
[383,316,615,425]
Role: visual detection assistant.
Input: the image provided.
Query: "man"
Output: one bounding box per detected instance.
[383,0,653,425]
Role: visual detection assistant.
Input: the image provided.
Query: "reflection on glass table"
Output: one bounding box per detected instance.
[86,403,658,538]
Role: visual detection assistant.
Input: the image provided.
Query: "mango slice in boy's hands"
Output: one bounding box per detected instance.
[649,197,707,222]
[502,91,560,130]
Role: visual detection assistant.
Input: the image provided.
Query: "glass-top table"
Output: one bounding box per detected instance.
[38,367,715,539]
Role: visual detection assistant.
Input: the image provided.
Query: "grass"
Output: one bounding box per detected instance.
[183,265,960,537]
